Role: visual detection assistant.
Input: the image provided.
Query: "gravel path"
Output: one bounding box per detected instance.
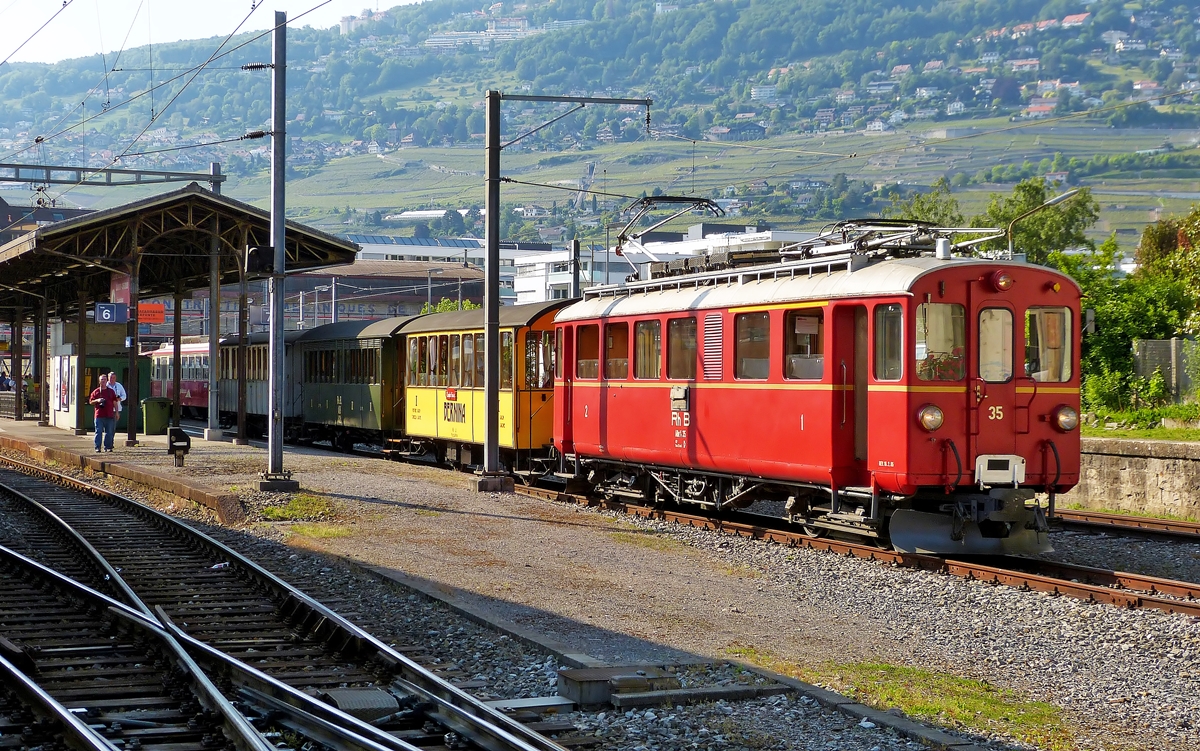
[3,444,1196,750]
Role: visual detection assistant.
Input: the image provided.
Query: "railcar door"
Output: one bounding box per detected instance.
[970,301,1020,483]
[830,305,868,488]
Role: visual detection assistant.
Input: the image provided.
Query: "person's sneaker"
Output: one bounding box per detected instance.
[95,448,102,453]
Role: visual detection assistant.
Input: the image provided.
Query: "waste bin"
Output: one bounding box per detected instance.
[141,397,173,435]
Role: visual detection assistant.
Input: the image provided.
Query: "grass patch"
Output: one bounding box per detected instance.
[262,494,335,521]
[723,646,1075,750]
[288,522,351,539]
[609,530,686,553]
[414,509,441,517]
[1082,426,1200,442]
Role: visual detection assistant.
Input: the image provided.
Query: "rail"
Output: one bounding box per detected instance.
[514,485,1200,618]
[1054,508,1200,542]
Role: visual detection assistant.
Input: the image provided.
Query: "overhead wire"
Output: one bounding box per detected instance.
[0,0,75,69]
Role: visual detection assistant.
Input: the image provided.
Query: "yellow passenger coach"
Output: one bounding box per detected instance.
[401,300,569,474]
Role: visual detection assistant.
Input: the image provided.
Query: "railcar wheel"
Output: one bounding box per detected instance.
[800,523,825,538]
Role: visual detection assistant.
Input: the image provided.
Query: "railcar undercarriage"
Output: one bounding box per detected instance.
[566,456,1052,556]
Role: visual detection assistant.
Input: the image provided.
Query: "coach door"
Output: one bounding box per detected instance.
[831,305,869,487]
[970,302,1021,482]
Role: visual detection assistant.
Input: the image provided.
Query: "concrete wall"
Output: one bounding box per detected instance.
[1062,437,1200,520]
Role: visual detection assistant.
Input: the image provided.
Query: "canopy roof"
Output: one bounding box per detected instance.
[0,183,358,318]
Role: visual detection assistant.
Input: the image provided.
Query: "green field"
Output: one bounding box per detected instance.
[7,117,1199,251]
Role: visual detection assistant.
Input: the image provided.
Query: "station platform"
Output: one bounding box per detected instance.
[0,417,282,523]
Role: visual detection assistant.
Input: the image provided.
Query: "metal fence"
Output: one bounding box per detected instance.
[1133,337,1196,401]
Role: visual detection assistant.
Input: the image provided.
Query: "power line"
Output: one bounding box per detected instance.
[0,0,75,69]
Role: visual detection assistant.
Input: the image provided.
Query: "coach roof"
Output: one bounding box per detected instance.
[295,317,416,342]
[401,300,572,335]
[555,256,1076,322]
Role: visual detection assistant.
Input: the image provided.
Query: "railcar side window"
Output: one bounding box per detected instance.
[426,336,438,387]
[501,331,513,390]
[1025,307,1072,382]
[449,335,461,388]
[542,331,554,388]
[554,328,564,380]
[605,322,629,380]
[784,310,823,380]
[462,335,475,387]
[735,312,770,380]
[416,338,427,386]
[978,308,1014,382]
[634,320,662,380]
[667,317,697,380]
[916,303,965,381]
[576,325,599,379]
[873,304,904,381]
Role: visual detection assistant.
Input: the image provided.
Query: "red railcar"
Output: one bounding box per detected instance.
[552,227,1080,555]
[149,341,213,418]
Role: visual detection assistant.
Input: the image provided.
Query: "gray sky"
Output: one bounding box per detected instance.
[1,1,412,64]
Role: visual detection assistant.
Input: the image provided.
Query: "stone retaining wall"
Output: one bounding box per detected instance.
[1061,437,1200,520]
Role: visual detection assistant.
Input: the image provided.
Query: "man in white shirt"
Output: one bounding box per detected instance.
[108,371,127,417]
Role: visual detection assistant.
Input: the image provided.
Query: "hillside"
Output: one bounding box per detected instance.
[0,0,1196,244]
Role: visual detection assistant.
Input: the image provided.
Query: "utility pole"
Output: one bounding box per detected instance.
[205,163,221,441]
[570,238,581,298]
[473,92,649,492]
[262,11,297,491]
[330,277,339,323]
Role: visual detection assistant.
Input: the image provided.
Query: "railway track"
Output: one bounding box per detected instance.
[0,455,566,751]
[1053,508,1200,543]
[514,485,1200,618]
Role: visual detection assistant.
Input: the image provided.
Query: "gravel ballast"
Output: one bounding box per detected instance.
[1,442,1196,749]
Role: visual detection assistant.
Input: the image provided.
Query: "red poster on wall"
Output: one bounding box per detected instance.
[111,272,131,305]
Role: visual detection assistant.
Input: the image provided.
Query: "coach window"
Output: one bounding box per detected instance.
[474,333,485,386]
[437,334,449,387]
[576,325,599,379]
[634,320,662,379]
[979,308,1014,382]
[501,331,514,390]
[784,310,824,380]
[417,338,428,386]
[462,334,475,387]
[605,322,629,380]
[1025,307,1071,382]
[915,303,965,381]
[735,312,771,380]
[426,336,438,387]
[449,335,461,388]
[524,332,540,389]
[874,304,904,381]
[667,317,697,380]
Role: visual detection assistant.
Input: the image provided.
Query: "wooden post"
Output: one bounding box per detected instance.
[172,284,183,427]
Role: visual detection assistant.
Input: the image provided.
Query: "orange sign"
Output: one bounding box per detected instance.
[138,303,166,324]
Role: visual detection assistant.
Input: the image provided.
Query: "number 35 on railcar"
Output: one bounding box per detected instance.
[552,230,1080,555]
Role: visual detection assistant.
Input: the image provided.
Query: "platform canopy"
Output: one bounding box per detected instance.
[0,182,358,316]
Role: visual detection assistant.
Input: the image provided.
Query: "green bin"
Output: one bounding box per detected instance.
[141,397,173,435]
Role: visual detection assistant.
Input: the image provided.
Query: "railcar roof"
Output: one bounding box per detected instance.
[401,300,572,335]
[295,317,416,342]
[555,256,1074,322]
[220,331,305,346]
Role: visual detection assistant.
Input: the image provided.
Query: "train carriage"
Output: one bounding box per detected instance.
[217,332,304,436]
[400,301,569,472]
[148,340,214,419]
[296,317,414,449]
[553,228,1081,555]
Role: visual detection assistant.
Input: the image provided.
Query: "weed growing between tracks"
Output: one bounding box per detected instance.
[287,522,353,539]
[723,645,1077,751]
[609,529,689,553]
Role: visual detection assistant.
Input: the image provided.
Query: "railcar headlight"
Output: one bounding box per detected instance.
[1053,405,1079,432]
[989,270,1015,292]
[918,404,944,431]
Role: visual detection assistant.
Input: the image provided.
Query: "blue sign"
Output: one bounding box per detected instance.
[95,303,129,324]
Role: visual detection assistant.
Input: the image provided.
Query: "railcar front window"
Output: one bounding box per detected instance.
[576,325,599,379]
[784,310,823,380]
[605,322,630,380]
[916,303,965,381]
[735,312,771,380]
[667,317,697,380]
[978,308,1014,382]
[1026,307,1072,382]
[874,304,903,381]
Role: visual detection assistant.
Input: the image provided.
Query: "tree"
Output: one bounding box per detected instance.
[881,177,963,226]
[421,298,481,314]
[971,178,1100,266]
